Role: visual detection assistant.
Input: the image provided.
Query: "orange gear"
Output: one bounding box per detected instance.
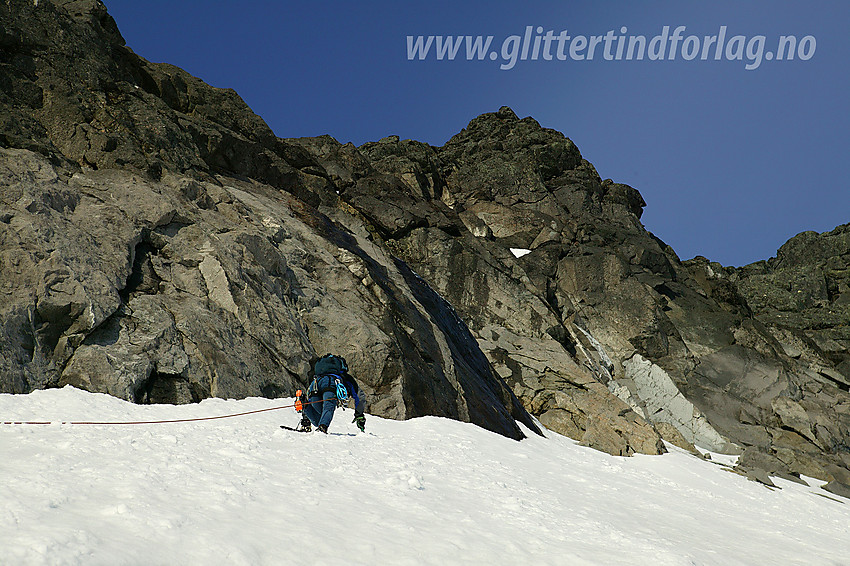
[295,389,304,412]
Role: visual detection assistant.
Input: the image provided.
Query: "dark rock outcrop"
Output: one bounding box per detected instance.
[0,0,336,204]
[685,227,850,484]
[730,225,850,393]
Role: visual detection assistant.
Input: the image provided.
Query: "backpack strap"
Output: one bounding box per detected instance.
[310,373,347,398]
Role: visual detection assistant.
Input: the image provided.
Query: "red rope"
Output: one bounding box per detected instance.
[2,397,328,426]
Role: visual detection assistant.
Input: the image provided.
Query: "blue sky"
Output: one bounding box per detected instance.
[106,1,849,267]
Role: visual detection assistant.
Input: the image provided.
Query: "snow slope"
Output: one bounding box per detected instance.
[1,387,848,566]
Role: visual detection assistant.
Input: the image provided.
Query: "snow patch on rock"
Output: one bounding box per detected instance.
[509,248,531,258]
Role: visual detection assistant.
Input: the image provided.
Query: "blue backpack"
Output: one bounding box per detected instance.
[313,353,347,376]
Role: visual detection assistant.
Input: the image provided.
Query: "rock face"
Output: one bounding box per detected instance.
[688,226,850,484]
[0,145,537,438]
[2,0,849,491]
[342,111,667,456]
[0,0,536,440]
[730,226,850,392]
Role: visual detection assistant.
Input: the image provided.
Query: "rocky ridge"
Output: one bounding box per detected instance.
[1,0,849,494]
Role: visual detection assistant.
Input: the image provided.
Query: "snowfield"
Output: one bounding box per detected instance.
[1,387,848,566]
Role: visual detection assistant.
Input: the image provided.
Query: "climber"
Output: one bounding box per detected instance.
[296,354,366,434]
